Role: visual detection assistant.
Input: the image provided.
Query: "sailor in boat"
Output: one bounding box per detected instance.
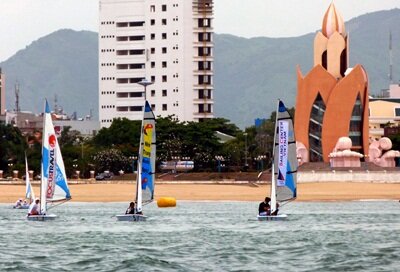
[258,197,271,216]
[125,202,143,215]
[14,199,23,209]
[258,197,280,216]
[125,202,136,214]
[28,198,40,216]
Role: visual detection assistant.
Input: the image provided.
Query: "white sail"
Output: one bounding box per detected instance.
[270,100,298,214]
[135,100,156,212]
[25,155,35,202]
[40,100,71,214]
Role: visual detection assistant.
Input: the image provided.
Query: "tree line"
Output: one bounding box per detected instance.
[3,107,397,178]
[0,114,278,178]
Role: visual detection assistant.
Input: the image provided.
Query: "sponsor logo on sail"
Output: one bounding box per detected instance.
[47,134,57,198]
[277,121,288,187]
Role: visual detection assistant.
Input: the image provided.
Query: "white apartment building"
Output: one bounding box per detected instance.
[99,0,214,127]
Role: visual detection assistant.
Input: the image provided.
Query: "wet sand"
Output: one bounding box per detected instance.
[1,182,399,203]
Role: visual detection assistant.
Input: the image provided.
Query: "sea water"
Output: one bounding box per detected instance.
[0,201,399,271]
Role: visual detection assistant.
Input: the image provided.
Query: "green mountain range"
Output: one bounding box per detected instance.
[1,9,399,128]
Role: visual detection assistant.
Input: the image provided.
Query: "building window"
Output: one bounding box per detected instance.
[129,21,145,27]
[162,75,167,82]
[151,19,155,25]
[129,92,143,98]
[151,104,156,111]
[151,62,155,68]
[395,108,400,117]
[130,106,143,112]
[117,106,129,112]
[199,33,210,42]
[162,61,167,68]
[151,90,155,97]
[151,76,155,82]
[151,48,155,54]
[162,19,167,25]
[198,104,204,113]
[308,93,325,162]
[199,75,211,84]
[162,4,167,11]
[150,33,155,40]
[162,47,167,54]
[198,47,211,56]
[199,61,211,70]
[198,18,210,27]
[150,5,155,12]
[162,33,167,39]
[162,89,167,96]
[198,89,211,99]
[162,104,167,111]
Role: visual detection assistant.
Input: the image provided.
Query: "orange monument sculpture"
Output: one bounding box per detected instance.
[295,3,369,163]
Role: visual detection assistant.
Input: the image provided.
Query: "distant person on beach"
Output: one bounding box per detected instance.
[14,199,23,208]
[125,202,136,214]
[28,198,40,216]
[258,197,271,216]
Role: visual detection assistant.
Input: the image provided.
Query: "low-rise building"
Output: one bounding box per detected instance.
[369,98,400,140]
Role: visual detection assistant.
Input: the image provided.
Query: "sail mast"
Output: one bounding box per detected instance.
[40,100,48,214]
[25,153,35,201]
[270,100,280,213]
[135,100,147,212]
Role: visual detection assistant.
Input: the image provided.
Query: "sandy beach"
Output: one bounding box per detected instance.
[1,182,399,203]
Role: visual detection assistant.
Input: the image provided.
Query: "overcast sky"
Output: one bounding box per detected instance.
[0,0,399,61]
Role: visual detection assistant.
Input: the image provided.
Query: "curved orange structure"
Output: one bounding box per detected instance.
[294,3,369,162]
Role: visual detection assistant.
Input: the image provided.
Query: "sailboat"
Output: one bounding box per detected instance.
[27,100,71,221]
[13,155,35,209]
[116,101,156,221]
[258,100,298,221]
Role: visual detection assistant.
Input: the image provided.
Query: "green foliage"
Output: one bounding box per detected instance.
[59,126,82,148]
[155,117,240,170]
[92,148,130,174]
[0,124,27,175]
[92,118,141,156]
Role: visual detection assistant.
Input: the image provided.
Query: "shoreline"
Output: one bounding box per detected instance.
[0,182,399,203]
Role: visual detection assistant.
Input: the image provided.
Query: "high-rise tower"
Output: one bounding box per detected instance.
[99,0,214,127]
[295,3,369,162]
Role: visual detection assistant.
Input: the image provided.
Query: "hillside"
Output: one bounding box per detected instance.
[213,8,400,127]
[1,9,400,127]
[1,29,98,118]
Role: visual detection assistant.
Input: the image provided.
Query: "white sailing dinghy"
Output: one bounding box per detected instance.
[258,100,298,221]
[27,100,71,221]
[13,155,35,209]
[116,101,156,221]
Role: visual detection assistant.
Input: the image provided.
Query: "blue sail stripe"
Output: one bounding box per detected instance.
[55,165,71,198]
[43,147,50,178]
[285,162,296,198]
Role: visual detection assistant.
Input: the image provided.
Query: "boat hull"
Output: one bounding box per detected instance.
[27,214,57,221]
[257,214,288,221]
[13,205,29,210]
[116,214,147,221]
